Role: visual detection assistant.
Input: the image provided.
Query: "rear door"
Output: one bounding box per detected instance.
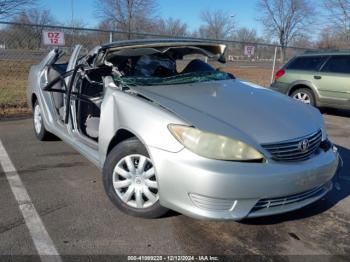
[42,45,82,124]
[37,48,66,125]
[317,55,350,107]
[283,55,328,86]
[65,45,82,86]
[63,45,82,131]
[39,48,64,71]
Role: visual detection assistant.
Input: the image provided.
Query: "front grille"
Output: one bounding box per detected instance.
[262,130,322,161]
[252,183,329,212]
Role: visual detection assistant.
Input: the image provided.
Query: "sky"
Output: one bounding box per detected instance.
[37,0,263,34]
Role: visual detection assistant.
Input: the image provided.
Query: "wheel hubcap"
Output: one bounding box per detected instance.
[34,104,42,134]
[112,154,159,209]
[293,92,311,104]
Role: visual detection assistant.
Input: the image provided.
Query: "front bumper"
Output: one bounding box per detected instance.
[269,81,290,95]
[149,146,339,220]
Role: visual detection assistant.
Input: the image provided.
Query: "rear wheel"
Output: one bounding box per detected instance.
[291,88,316,107]
[103,137,168,218]
[33,101,52,141]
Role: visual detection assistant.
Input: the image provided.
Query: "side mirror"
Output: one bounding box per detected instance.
[218,46,227,64]
[218,54,226,64]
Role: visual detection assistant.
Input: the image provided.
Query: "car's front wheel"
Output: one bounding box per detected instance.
[33,101,53,141]
[103,137,168,218]
[291,88,316,107]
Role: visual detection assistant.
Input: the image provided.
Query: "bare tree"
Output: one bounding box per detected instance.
[13,8,54,26]
[324,0,350,41]
[198,10,236,40]
[290,34,314,48]
[234,28,261,43]
[95,0,158,39]
[65,19,87,29]
[8,9,56,48]
[257,0,314,61]
[0,0,35,19]
[156,18,188,37]
[64,19,90,47]
[317,25,349,48]
[317,27,340,48]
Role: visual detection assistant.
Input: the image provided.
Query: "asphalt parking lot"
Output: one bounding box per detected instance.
[0,111,350,260]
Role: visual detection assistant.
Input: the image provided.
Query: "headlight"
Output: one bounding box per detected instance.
[168,124,264,161]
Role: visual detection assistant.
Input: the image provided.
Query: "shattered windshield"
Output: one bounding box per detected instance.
[107,45,234,87]
[113,71,233,87]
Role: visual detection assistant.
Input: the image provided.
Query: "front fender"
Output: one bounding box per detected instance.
[98,87,187,166]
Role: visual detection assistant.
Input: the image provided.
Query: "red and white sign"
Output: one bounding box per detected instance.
[42,30,65,46]
[244,45,255,57]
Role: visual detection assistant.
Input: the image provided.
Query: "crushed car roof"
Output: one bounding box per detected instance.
[101,38,226,51]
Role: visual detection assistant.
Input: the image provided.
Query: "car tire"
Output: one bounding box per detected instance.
[103,137,168,218]
[33,101,53,141]
[290,88,316,107]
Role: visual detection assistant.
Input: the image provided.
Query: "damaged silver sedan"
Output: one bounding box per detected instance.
[27,39,340,220]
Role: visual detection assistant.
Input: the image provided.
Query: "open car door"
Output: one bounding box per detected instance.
[42,45,83,127]
[36,48,67,128]
[43,45,106,144]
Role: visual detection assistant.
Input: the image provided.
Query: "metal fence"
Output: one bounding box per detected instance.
[0,21,310,114]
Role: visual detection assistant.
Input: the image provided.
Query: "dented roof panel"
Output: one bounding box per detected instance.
[101,38,226,55]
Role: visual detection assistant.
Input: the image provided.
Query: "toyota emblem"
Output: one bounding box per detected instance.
[299,139,310,152]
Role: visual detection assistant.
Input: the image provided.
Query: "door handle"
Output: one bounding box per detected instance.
[314,75,322,80]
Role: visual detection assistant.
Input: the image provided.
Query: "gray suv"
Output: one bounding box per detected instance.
[270,51,350,109]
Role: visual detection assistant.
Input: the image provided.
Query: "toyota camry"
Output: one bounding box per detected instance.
[27,39,340,220]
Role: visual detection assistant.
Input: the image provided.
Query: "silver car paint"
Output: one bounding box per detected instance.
[27,49,102,166]
[98,77,187,165]
[149,146,337,220]
[129,79,326,145]
[27,41,339,220]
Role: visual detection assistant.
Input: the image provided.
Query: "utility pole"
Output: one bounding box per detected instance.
[271,46,278,84]
[71,0,75,46]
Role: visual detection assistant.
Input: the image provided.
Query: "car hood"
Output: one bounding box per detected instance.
[130,79,324,144]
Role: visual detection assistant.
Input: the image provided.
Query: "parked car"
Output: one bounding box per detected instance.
[270,51,350,109]
[27,39,339,220]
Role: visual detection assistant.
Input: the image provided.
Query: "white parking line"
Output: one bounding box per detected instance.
[0,140,62,262]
